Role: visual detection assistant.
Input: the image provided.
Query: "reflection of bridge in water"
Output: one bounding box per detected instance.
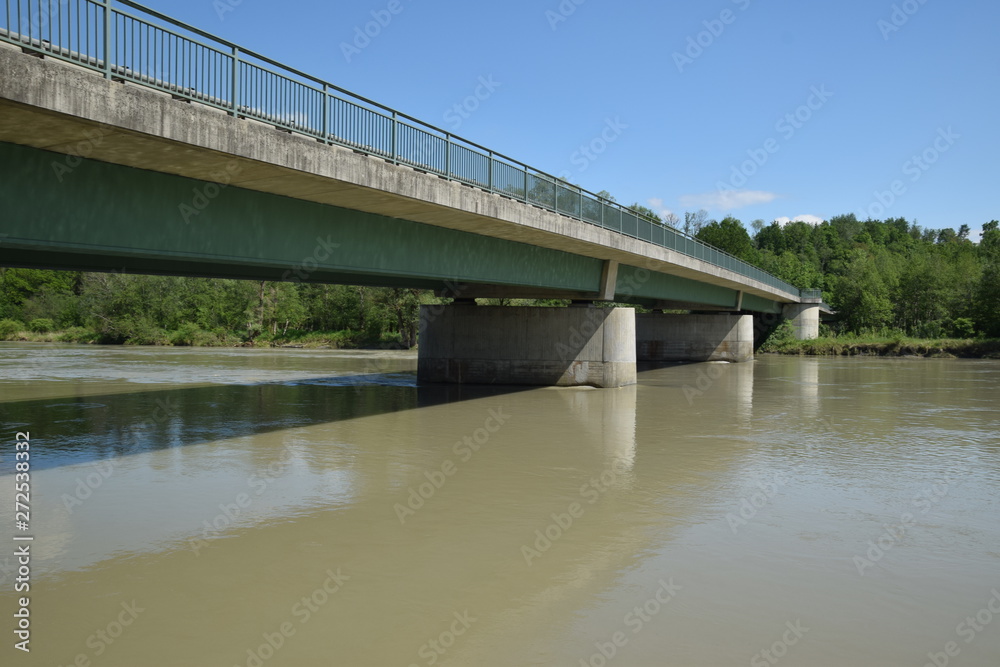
[0,0,826,387]
[10,351,780,664]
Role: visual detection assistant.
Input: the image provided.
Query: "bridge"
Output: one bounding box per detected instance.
[0,0,823,387]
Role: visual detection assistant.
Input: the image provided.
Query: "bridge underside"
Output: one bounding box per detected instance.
[0,141,784,313]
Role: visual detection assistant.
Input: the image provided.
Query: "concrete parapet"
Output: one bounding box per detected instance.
[417,305,636,388]
[782,304,820,340]
[635,313,754,363]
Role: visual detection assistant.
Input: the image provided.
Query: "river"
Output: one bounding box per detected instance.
[0,344,998,666]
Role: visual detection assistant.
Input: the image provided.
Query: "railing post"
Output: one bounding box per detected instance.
[523,169,529,203]
[103,0,112,79]
[231,46,239,116]
[445,133,451,179]
[322,84,329,143]
[488,150,493,191]
[391,111,398,163]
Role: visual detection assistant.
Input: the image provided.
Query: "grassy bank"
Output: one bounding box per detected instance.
[4,323,999,358]
[0,324,412,350]
[761,335,1000,359]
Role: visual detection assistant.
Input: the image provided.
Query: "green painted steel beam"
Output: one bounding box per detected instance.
[0,142,788,313]
[0,142,604,292]
[741,292,784,315]
[615,264,739,308]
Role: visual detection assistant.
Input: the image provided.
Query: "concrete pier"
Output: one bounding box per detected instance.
[782,304,820,340]
[635,313,754,363]
[417,305,636,388]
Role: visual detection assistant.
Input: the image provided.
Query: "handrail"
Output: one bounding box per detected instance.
[0,0,809,300]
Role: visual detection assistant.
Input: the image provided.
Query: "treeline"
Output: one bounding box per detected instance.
[694,215,1000,338]
[1,214,998,346]
[0,272,428,347]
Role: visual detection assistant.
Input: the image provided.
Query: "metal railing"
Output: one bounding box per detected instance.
[1,0,808,300]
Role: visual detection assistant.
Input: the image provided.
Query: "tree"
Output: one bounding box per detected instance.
[696,216,756,262]
[830,248,897,333]
[628,203,661,223]
[683,209,708,236]
[976,221,1000,336]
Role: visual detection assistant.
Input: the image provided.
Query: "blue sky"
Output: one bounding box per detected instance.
[150,0,997,236]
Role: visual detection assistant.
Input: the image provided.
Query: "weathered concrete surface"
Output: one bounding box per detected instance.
[0,45,800,304]
[635,313,754,363]
[418,306,637,388]
[782,304,820,340]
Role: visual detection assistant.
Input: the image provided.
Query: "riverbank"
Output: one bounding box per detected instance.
[0,326,411,350]
[6,328,1000,358]
[761,335,1000,358]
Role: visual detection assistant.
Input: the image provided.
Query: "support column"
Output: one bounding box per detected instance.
[635,313,754,363]
[417,305,636,388]
[782,304,820,340]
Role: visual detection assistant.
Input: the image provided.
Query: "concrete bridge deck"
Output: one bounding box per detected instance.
[0,0,823,387]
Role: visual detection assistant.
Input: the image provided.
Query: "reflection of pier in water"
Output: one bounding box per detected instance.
[12,362,781,665]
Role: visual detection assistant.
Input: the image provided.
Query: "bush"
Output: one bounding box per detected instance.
[758,320,797,352]
[949,317,976,339]
[57,327,97,343]
[169,322,201,346]
[0,319,25,339]
[28,318,55,333]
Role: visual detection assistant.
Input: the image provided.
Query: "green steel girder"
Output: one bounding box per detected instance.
[0,142,603,292]
[615,264,737,308]
[741,292,784,315]
[0,142,788,313]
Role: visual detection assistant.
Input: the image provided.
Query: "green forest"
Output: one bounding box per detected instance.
[1,213,998,348]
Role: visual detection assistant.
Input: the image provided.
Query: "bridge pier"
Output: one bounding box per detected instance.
[782,304,820,340]
[635,313,754,363]
[417,305,636,388]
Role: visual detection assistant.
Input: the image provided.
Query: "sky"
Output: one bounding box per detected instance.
[146,0,998,237]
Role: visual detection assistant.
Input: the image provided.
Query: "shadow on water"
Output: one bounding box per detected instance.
[0,373,535,472]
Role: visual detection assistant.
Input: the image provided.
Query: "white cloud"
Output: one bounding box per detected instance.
[647,197,676,220]
[678,190,779,211]
[774,214,823,226]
